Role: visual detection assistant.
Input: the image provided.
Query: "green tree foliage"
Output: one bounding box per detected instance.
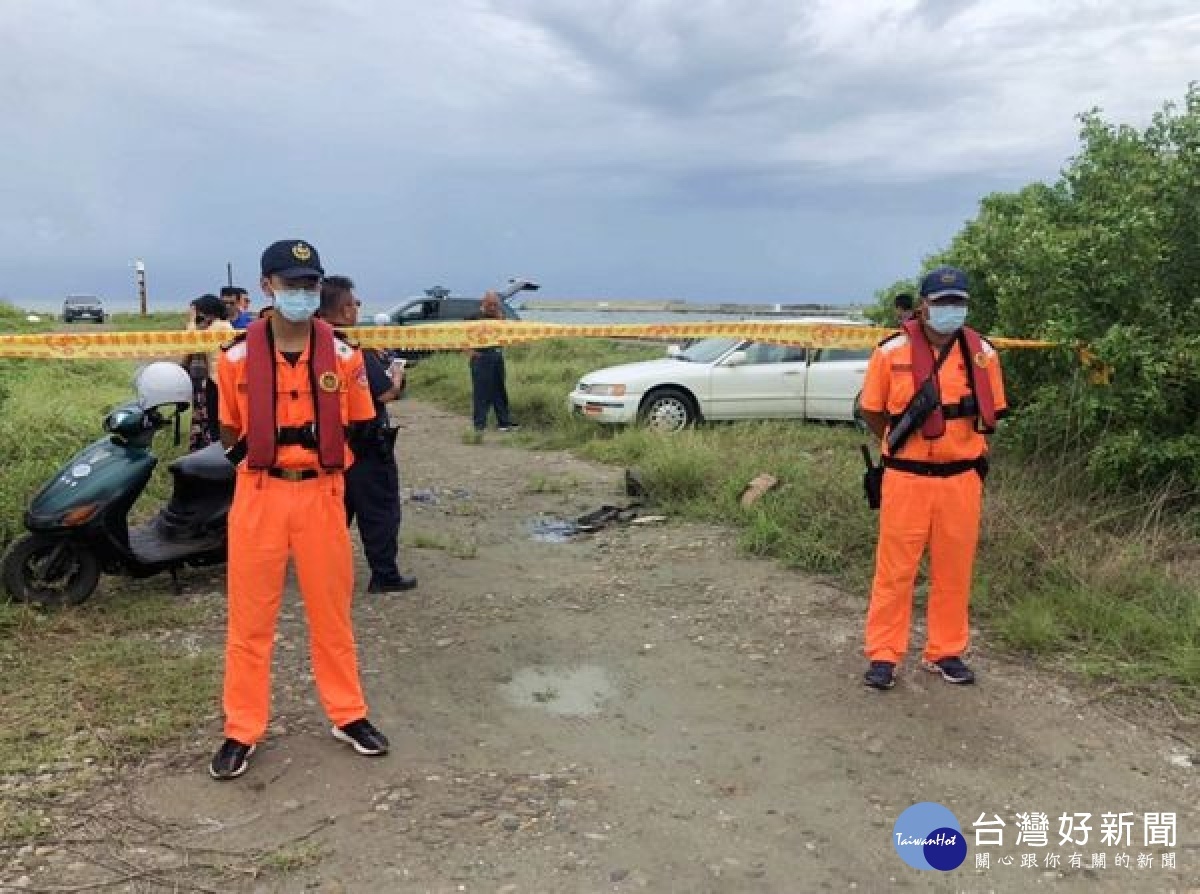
[888,87,1200,494]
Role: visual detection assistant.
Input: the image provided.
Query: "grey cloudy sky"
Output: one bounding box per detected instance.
[1,0,1197,308]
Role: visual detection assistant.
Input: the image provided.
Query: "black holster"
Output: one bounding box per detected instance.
[861,445,883,510]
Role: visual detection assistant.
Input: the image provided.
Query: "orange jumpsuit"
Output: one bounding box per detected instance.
[216,333,376,745]
[859,331,1007,665]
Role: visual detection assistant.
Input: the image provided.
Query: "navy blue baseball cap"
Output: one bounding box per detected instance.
[919,266,969,300]
[261,239,324,279]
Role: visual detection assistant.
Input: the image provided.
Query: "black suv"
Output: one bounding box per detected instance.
[62,295,106,323]
[377,279,538,363]
[380,280,535,326]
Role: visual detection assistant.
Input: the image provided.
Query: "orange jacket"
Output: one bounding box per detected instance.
[860,329,1008,464]
[217,330,376,470]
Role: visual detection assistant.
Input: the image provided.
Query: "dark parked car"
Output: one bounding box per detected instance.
[375,279,538,364]
[62,295,106,323]
[380,280,535,326]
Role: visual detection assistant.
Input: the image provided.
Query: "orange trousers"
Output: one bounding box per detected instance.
[864,468,983,664]
[223,470,366,744]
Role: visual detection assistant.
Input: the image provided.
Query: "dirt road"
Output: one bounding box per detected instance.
[4,400,1196,893]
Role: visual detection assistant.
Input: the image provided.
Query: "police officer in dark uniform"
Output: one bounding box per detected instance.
[468,290,517,432]
[318,276,417,593]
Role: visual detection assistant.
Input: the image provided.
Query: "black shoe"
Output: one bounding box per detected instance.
[923,656,976,684]
[498,423,519,432]
[367,574,418,594]
[209,738,255,780]
[332,718,389,756]
[863,661,896,690]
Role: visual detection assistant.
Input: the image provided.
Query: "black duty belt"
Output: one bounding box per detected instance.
[267,468,320,481]
[883,455,988,479]
[276,425,318,448]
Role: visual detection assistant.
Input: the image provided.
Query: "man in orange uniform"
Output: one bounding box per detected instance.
[858,266,1007,691]
[210,238,390,780]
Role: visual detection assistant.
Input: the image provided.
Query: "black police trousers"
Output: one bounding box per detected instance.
[470,350,512,430]
[344,445,402,581]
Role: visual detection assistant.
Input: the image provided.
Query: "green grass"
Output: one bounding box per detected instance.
[525,473,582,494]
[259,840,326,873]
[0,302,190,547]
[0,584,220,843]
[404,529,478,559]
[0,302,219,843]
[413,339,662,449]
[411,338,1200,703]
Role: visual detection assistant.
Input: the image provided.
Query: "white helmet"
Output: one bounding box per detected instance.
[134,362,193,410]
[373,312,391,326]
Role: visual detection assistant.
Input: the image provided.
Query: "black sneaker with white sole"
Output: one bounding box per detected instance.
[332,718,390,756]
[209,739,256,780]
[923,656,976,684]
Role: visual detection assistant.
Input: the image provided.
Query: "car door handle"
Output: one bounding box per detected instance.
[782,370,803,376]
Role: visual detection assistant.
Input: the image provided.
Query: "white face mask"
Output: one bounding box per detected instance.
[927,305,968,334]
[273,289,319,322]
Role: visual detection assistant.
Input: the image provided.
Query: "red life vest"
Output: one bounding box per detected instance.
[244,318,346,470]
[900,318,997,439]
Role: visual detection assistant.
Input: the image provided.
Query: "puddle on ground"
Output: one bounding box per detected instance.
[501,665,617,716]
[528,517,580,543]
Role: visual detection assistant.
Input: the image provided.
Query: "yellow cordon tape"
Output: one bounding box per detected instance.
[0,321,1057,360]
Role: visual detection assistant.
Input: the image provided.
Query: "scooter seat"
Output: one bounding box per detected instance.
[169,443,236,483]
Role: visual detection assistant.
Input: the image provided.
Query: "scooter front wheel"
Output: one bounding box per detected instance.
[2,534,101,608]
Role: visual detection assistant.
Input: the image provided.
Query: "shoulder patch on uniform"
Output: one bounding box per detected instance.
[334,336,356,359]
[979,336,998,355]
[878,333,908,353]
[333,329,359,349]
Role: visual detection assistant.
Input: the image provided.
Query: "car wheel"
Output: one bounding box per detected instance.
[638,387,696,433]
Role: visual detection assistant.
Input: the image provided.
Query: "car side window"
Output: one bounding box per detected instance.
[813,348,871,363]
[742,342,797,365]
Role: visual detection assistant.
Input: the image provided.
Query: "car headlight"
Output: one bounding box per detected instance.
[582,384,626,397]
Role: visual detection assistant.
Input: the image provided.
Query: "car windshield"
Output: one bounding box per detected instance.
[678,337,740,364]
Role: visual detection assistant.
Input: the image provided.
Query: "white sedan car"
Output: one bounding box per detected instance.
[569,320,872,431]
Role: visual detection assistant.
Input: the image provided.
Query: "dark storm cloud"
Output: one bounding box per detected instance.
[0,0,1196,306]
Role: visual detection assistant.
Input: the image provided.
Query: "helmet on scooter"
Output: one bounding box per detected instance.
[133,362,193,411]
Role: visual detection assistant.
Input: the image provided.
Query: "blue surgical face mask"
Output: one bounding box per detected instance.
[927,305,968,334]
[274,289,319,322]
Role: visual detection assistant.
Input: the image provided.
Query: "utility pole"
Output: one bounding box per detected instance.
[134,259,147,316]
[226,262,233,288]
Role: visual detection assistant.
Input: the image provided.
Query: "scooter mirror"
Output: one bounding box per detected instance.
[103,404,147,439]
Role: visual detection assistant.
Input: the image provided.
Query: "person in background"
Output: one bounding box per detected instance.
[467,290,517,433]
[893,292,915,325]
[318,276,417,594]
[183,293,234,450]
[222,286,255,329]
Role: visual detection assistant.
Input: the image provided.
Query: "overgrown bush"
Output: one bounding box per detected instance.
[870,87,1200,496]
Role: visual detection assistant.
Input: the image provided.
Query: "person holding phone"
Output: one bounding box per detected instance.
[318,276,417,594]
